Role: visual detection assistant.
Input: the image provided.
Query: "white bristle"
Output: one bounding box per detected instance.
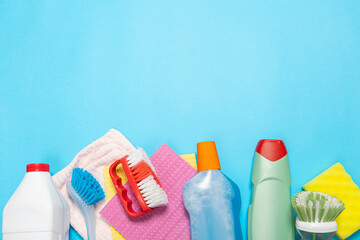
[127,148,156,173]
[138,175,168,208]
[126,148,167,208]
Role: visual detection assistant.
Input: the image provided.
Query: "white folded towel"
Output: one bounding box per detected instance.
[53,129,136,240]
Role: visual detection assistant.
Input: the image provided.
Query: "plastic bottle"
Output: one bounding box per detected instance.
[2,163,70,240]
[183,141,243,240]
[248,139,294,240]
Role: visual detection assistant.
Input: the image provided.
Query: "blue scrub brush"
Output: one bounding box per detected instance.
[67,168,105,240]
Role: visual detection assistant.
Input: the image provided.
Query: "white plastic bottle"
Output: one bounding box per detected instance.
[2,163,70,240]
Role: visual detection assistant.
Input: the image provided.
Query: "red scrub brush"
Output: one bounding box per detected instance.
[109,148,168,217]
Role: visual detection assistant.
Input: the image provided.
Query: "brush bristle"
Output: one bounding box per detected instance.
[127,148,156,173]
[291,191,345,223]
[138,175,168,208]
[126,148,168,208]
[71,168,105,205]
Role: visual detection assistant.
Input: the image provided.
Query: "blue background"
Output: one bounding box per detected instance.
[1,1,360,239]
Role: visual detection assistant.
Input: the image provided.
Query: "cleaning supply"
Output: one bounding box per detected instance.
[3,163,70,240]
[248,139,294,240]
[100,143,197,240]
[303,162,360,239]
[67,168,105,240]
[109,148,168,217]
[103,153,197,240]
[183,141,243,240]
[292,191,345,240]
[52,129,136,240]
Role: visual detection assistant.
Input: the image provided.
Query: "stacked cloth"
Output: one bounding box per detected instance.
[100,144,197,240]
[102,152,197,240]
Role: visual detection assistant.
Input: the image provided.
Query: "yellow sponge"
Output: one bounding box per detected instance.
[103,166,127,240]
[303,163,360,239]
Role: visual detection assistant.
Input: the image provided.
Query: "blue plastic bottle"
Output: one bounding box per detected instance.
[183,141,243,240]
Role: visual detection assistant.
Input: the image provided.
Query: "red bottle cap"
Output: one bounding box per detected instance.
[255,139,287,162]
[26,163,50,172]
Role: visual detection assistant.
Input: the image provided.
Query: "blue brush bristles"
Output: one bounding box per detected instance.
[71,168,105,205]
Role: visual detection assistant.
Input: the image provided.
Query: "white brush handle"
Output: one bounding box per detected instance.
[80,204,96,240]
[66,182,96,240]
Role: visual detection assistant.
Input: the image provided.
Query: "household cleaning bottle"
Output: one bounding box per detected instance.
[248,139,294,240]
[2,163,70,240]
[183,141,243,240]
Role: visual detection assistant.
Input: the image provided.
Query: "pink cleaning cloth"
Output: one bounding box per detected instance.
[52,129,136,240]
[100,143,197,240]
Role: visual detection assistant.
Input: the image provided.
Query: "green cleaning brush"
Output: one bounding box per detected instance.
[291,191,345,240]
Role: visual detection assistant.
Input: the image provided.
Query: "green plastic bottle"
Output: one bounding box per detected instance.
[248,139,294,240]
